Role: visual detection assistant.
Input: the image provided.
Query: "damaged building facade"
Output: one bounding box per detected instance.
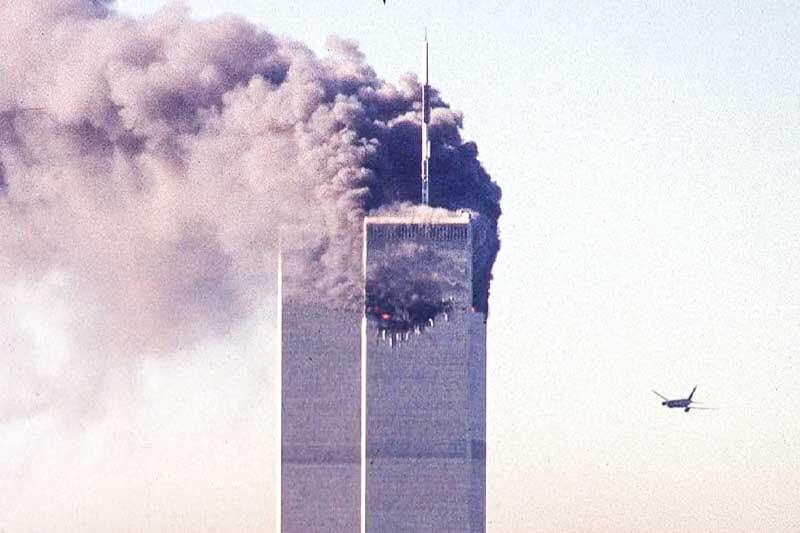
[279,211,486,533]
[279,33,492,532]
[363,212,486,532]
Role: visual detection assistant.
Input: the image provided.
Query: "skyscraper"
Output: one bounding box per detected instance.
[279,250,362,533]
[363,212,486,532]
[279,213,486,533]
[279,35,487,532]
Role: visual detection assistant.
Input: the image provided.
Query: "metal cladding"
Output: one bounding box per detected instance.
[363,214,486,532]
[279,31,490,533]
[280,253,362,533]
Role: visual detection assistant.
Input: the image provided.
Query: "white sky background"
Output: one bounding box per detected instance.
[3,1,800,531]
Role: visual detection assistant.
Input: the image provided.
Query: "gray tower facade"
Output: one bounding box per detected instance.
[279,213,487,532]
[363,213,486,533]
[280,34,487,532]
[280,251,361,533]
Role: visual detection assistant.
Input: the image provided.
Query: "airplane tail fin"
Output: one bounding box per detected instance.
[688,386,697,401]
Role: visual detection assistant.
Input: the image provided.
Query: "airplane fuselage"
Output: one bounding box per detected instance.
[663,399,691,409]
[654,386,698,412]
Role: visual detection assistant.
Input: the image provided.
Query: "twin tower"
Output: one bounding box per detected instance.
[278,40,487,533]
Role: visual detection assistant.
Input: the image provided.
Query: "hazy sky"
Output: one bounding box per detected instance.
[3,1,800,531]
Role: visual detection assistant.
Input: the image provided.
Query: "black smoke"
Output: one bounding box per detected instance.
[0,0,500,363]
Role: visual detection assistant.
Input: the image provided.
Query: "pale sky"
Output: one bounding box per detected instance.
[3,1,800,531]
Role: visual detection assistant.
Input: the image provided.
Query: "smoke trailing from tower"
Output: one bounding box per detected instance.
[0,0,501,371]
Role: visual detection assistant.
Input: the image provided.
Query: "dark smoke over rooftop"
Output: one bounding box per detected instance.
[0,1,501,374]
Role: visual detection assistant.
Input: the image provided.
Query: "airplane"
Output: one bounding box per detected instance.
[651,386,715,412]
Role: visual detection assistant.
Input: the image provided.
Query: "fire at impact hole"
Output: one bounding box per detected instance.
[364,213,485,345]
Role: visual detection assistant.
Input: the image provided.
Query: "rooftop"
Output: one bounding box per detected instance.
[364,210,472,226]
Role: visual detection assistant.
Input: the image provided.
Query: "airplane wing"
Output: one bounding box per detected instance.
[651,390,669,401]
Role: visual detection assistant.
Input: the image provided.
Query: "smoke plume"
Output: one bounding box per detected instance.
[0,0,500,410]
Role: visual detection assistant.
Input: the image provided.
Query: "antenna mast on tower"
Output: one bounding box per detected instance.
[421,30,431,205]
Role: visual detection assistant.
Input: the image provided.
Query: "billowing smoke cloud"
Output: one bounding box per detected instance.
[0,0,500,414]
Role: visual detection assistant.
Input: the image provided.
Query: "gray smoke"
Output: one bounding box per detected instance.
[0,0,500,413]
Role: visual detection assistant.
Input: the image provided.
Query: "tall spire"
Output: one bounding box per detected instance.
[421,30,431,205]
